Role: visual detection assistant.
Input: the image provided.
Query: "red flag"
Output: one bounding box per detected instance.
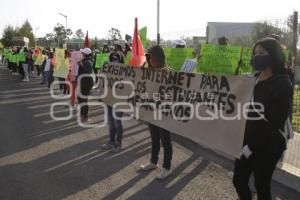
[84,31,90,48]
[129,18,145,67]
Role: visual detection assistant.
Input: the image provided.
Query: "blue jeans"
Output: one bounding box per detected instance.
[107,106,123,147]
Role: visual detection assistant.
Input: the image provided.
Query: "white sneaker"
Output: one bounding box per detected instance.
[140,163,158,171]
[156,168,172,180]
[102,143,113,150]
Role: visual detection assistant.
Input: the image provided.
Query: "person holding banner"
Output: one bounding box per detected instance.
[232,37,293,200]
[140,45,173,180]
[77,48,94,123]
[102,48,125,153]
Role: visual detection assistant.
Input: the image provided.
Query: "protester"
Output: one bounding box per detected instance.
[44,52,53,88]
[140,45,173,180]
[232,37,293,200]
[77,47,94,123]
[102,47,124,153]
[11,47,19,75]
[218,36,229,45]
[58,50,70,95]
[18,48,25,80]
[28,49,35,73]
[40,50,48,84]
[21,47,31,82]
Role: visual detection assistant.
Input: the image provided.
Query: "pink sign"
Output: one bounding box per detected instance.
[71,51,81,76]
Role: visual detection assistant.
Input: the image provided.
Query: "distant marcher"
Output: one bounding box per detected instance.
[21,47,31,82]
[77,48,94,123]
[232,37,293,200]
[218,36,229,46]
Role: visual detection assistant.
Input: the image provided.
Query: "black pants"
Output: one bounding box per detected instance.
[35,65,41,76]
[29,61,34,72]
[48,70,54,89]
[19,62,24,79]
[58,78,69,94]
[149,124,173,170]
[12,63,17,72]
[233,151,283,200]
[78,77,93,117]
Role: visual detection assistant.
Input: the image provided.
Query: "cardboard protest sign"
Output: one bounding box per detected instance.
[53,48,69,78]
[165,48,194,71]
[181,59,198,73]
[95,53,109,69]
[98,63,255,158]
[197,44,242,75]
[70,51,81,76]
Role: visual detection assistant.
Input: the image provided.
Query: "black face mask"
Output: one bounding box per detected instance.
[250,55,272,71]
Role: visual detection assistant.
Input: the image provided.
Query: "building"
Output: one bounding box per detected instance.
[207,22,257,45]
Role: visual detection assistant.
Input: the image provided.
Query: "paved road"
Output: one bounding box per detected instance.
[0,64,299,200]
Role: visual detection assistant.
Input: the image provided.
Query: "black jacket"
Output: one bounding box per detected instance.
[78,56,93,76]
[243,73,293,154]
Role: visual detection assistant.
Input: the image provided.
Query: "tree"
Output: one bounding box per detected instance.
[1,25,17,47]
[108,28,122,41]
[17,20,35,46]
[53,23,73,45]
[75,29,84,38]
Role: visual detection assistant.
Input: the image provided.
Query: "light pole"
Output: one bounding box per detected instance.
[34,27,40,47]
[157,0,160,45]
[59,13,68,48]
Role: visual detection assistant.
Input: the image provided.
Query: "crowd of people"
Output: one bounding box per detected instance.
[0,35,294,200]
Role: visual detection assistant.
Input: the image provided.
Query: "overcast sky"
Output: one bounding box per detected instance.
[0,0,299,40]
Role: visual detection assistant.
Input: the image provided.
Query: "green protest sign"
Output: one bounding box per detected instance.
[239,47,254,75]
[95,53,109,69]
[164,48,194,71]
[284,49,290,61]
[124,53,131,65]
[139,27,147,48]
[196,44,242,75]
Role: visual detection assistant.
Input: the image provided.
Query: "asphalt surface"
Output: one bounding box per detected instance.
[0,64,299,200]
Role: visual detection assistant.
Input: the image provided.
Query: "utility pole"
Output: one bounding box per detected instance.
[157,0,160,45]
[59,13,68,48]
[292,11,298,65]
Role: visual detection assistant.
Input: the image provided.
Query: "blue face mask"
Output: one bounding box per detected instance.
[250,55,272,71]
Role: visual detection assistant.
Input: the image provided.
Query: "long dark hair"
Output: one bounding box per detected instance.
[252,37,287,74]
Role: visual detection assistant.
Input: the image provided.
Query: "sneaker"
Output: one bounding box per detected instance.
[156,168,172,180]
[140,163,158,171]
[102,143,113,150]
[80,116,88,123]
[111,145,122,153]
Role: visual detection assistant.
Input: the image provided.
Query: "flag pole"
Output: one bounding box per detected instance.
[157,0,160,45]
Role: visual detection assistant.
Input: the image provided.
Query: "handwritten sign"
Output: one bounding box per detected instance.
[98,63,255,158]
[197,44,242,75]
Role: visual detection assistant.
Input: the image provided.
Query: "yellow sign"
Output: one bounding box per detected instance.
[53,48,69,78]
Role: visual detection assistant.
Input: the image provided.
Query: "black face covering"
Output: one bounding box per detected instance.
[250,55,272,71]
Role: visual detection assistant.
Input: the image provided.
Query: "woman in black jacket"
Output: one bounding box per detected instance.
[78,48,94,123]
[233,37,293,200]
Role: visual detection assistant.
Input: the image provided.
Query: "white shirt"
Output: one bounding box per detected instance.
[44,59,51,72]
